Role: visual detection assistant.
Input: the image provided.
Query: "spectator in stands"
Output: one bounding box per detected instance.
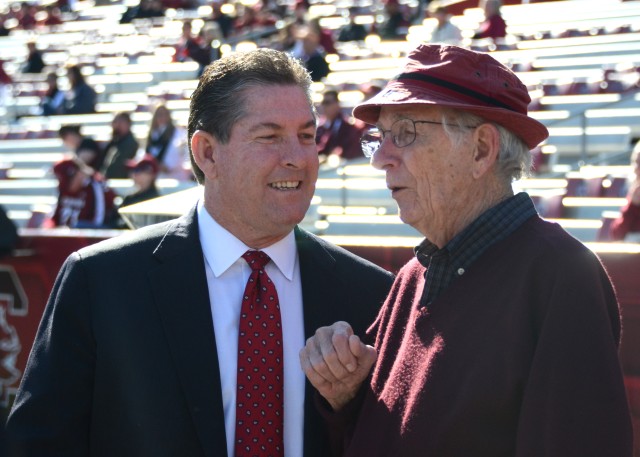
[300,44,633,456]
[256,0,284,16]
[316,89,365,162]
[292,24,330,82]
[0,60,12,106]
[62,65,96,115]
[290,0,309,26]
[233,2,277,35]
[190,22,223,76]
[102,112,139,179]
[337,7,368,42]
[55,0,72,13]
[47,157,116,228]
[0,205,18,258]
[16,3,37,30]
[111,154,161,228]
[609,141,640,241]
[120,0,165,23]
[427,5,462,45]
[277,21,299,52]
[472,0,507,40]
[40,71,65,116]
[173,20,203,63]
[159,0,196,9]
[0,58,10,83]
[360,80,384,101]
[145,103,189,180]
[232,4,256,33]
[5,48,393,457]
[377,0,410,40]
[21,41,45,74]
[122,154,160,206]
[0,12,10,36]
[59,125,105,172]
[309,17,337,55]
[210,0,234,38]
[38,4,63,27]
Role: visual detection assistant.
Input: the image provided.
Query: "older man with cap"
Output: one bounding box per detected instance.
[300,44,633,456]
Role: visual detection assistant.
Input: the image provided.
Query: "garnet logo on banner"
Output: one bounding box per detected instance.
[0,266,28,407]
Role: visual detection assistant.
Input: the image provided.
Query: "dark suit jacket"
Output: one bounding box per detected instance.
[6,206,393,457]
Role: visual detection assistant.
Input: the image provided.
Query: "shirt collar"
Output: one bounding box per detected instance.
[197,199,297,280]
[415,192,537,268]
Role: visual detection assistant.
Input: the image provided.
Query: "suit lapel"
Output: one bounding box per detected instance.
[147,223,347,457]
[296,227,345,337]
[149,206,227,457]
[296,227,347,457]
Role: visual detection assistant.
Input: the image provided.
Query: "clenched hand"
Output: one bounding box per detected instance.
[299,321,376,411]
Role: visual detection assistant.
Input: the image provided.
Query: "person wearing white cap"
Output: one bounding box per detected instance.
[300,44,633,456]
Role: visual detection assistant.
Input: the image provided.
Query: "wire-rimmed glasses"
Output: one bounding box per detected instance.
[360,119,447,158]
[360,118,479,158]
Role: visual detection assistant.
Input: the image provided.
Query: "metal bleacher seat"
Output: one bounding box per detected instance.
[561,196,627,220]
[565,173,606,197]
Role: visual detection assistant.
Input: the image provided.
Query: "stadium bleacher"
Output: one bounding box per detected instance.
[0,0,637,236]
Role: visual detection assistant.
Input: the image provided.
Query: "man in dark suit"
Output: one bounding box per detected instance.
[6,49,393,457]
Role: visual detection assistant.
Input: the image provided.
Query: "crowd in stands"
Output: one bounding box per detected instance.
[42,102,191,229]
[46,151,162,229]
[0,0,639,242]
[0,2,63,33]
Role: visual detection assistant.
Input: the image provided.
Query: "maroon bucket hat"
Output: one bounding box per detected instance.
[353,44,549,150]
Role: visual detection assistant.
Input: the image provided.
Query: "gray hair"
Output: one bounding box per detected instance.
[187,48,315,184]
[440,108,531,183]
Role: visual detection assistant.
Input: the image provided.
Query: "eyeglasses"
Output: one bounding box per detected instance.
[360,118,474,158]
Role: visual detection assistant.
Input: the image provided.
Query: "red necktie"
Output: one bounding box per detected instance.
[235,250,284,457]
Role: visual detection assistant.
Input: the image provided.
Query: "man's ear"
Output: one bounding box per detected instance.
[191,130,218,179]
[471,123,500,179]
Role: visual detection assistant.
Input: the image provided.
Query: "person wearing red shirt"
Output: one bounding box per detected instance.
[48,158,116,228]
[610,142,640,241]
[315,90,365,161]
[472,0,507,40]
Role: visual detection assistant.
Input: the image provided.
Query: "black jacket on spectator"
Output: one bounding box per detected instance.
[63,83,96,115]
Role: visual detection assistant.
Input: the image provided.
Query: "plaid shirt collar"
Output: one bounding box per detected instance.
[415,192,537,304]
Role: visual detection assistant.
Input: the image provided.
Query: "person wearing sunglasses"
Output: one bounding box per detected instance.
[301,44,633,457]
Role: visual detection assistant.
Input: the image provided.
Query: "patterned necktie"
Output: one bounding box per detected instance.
[235,250,284,457]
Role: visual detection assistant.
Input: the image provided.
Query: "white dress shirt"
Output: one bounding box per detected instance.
[197,200,305,457]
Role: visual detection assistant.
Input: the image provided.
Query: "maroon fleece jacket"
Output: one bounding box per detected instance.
[324,215,633,457]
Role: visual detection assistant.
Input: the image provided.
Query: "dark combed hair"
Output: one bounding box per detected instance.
[58,124,82,137]
[187,48,314,184]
